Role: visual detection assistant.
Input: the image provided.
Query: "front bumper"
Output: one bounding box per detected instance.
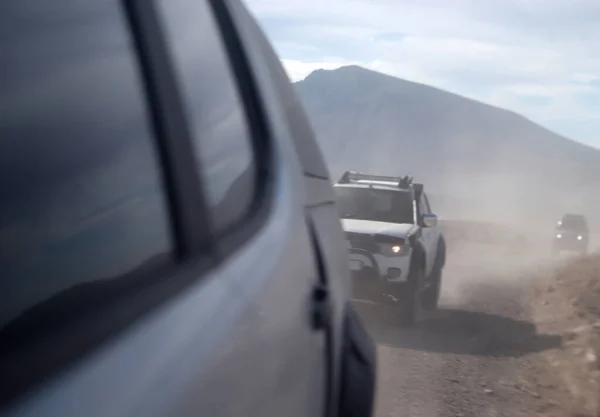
[347,248,411,282]
[347,248,412,303]
[352,270,408,305]
[554,238,588,252]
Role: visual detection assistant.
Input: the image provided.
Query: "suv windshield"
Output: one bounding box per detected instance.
[558,214,588,231]
[334,186,414,224]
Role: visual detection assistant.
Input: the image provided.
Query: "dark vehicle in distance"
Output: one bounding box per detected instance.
[553,213,589,255]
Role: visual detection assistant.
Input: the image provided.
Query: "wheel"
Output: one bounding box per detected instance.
[338,305,376,417]
[423,266,442,311]
[423,244,444,311]
[398,260,426,327]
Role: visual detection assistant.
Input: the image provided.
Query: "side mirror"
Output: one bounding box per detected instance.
[422,213,438,228]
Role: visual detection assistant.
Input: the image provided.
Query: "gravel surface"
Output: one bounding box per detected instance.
[355,245,576,417]
[533,253,600,417]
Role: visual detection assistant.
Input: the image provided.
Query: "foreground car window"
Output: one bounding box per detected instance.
[0,0,174,351]
[158,0,257,236]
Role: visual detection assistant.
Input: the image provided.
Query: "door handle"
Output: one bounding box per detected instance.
[311,283,332,330]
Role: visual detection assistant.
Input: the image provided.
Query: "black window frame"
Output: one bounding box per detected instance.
[1,0,274,407]
[205,0,275,258]
[150,0,275,259]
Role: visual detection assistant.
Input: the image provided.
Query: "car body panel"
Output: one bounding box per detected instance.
[421,223,439,275]
[6,185,324,417]
[417,193,441,276]
[1,1,342,416]
[225,1,351,411]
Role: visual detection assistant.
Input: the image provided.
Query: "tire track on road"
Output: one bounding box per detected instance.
[356,246,569,417]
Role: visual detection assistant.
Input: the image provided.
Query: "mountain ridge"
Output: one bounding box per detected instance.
[299,65,593,150]
[294,65,600,227]
[303,65,524,121]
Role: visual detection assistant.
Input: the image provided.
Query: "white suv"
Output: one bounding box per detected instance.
[333,172,447,325]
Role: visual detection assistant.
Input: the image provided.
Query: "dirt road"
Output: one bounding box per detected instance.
[356,246,575,417]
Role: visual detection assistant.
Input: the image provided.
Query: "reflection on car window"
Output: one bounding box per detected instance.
[159,0,257,236]
[0,1,173,343]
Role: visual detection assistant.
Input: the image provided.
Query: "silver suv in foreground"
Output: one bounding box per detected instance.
[0,1,376,416]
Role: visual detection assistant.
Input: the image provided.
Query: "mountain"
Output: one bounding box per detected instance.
[294,65,600,229]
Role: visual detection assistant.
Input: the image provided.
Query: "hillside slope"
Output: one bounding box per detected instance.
[295,66,600,226]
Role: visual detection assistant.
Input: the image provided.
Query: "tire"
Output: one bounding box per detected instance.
[398,258,425,327]
[423,242,444,311]
[338,304,377,417]
[423,266,441,311]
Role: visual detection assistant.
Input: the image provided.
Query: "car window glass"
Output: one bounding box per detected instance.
[158,0,257,236]
[335,187,414,224]
[0,1,173,344]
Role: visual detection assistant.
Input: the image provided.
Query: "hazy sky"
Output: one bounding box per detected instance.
[245,0,600,148]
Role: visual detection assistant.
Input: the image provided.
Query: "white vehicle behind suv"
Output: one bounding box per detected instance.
[333,172,446,325]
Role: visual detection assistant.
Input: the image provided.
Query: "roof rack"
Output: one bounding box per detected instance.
[337,171,414,188]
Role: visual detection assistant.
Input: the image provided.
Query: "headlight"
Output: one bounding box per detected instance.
[373,234,410,256]
[577,235,583,240]
[556,233,562,238]
[381,243,409,256]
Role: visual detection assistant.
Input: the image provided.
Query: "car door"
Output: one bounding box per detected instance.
[131,1,330,416]
[1,1,328,416]
[210,4,378,415]
[418,193,437,276]
[222,2,353,414]
[0,0,183,410]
